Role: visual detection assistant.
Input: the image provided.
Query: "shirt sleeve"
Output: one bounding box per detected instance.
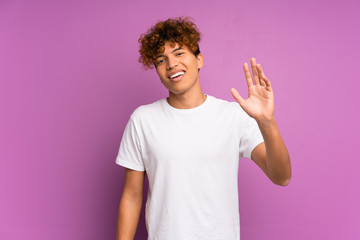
[115,116,145,171]
[238,109,264,160]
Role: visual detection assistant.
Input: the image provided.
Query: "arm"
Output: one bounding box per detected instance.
[116,168,146,240]
[251,120,291,186]
[231,57,291,186]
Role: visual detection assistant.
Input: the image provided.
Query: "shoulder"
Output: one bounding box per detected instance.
[209,95,237,108]
[130,98,164,122]
[210,95,254,127]
[209,95,244,115]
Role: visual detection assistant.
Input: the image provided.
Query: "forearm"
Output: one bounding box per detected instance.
[116,194,143,240]
[257,118,291,185]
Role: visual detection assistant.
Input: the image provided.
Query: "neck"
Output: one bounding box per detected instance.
[167,90,207,109]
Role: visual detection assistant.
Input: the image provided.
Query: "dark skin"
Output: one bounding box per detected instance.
[231,58,291,186]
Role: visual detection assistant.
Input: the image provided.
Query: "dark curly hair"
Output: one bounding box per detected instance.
[138,17,201,69]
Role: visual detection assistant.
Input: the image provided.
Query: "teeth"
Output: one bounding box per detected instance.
[170,72,184,79]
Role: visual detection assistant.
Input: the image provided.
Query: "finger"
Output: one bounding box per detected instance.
[256,64,266,86]
[262,77,273,92]
[259,79,266,87]
[257,64,272,90]
[251,57,260,85]
[256,63,266,78]
[243,63,254,88]
[230,88,245,106]
[258,65,270,86]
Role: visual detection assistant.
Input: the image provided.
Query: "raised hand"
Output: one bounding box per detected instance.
[230,57,274,124]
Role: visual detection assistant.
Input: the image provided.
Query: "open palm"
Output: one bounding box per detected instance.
[231,58,274,123]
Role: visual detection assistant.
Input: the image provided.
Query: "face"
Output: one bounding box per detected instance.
[155,42,204,95]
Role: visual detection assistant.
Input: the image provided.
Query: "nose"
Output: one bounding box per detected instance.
[166,55,178,70]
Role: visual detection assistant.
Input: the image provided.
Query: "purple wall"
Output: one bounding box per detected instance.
[1,0,359,239]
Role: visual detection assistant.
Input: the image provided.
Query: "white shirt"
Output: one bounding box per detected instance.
[116,94,264,240]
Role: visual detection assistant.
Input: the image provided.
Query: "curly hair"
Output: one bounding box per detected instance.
[138,17,201,69]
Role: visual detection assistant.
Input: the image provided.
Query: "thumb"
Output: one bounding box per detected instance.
[230,88,245,107]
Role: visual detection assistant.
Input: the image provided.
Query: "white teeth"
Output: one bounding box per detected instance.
[170,71,184,79]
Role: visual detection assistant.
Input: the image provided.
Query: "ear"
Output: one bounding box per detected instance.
[197,53,204,69]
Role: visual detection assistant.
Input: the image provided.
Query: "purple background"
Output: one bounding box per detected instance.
[1,0,359,239]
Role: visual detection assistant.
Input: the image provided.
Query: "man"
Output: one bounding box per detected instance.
[116,17,291,240]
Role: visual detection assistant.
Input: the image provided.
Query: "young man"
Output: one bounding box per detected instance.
[116,17,291,240]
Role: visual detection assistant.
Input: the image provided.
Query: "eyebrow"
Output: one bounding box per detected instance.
[156,47,182,59]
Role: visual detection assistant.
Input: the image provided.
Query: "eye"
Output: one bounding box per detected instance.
[176,52,184,56]
[157,59,165,65]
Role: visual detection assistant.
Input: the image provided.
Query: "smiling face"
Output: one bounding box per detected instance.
[155,42,204,96]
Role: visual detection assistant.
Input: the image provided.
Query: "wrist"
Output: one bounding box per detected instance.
[256,117,277,129]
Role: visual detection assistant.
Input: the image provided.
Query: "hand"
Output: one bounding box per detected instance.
[230,57,275,124]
